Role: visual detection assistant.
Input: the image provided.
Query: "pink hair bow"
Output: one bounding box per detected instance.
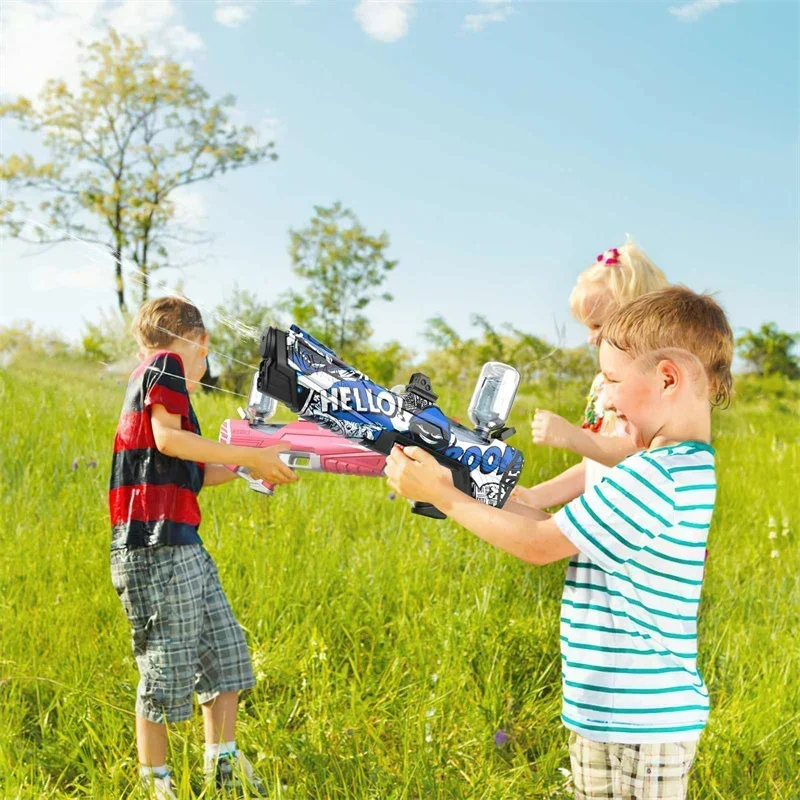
[597,247,620,266]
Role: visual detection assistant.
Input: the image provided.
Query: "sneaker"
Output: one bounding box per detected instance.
[139,768,177,800]
[206,751,267,797]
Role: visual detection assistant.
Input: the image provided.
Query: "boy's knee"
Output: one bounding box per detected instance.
[135,660,196,724]
[135,679,194,724]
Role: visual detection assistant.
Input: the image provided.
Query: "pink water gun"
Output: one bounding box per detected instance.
[219,373,386,495]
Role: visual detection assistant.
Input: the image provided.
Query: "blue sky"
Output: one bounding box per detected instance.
[0,0,797,357]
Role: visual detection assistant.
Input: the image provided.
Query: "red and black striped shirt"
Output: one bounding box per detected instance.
[109,351,205,550]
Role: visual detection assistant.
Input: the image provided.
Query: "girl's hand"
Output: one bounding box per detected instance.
[511,485,549,510]
[531,409,578,450]
[246,444,298,485]
[510,486,536,507]
[385,445,454,504]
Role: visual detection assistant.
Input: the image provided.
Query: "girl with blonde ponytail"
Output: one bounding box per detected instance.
[513,237,669,509]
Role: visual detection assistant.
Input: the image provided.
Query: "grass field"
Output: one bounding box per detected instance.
[1,359,798,799]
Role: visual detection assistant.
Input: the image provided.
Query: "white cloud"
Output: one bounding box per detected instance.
[161,24,204,53]
[32,263,108,291]
[668,0,736,21]
[354,0,415,43]
[214,0,255,28]
[463,0,514,33]
[0,0,204,99]
[226,106,281,145]
[257,112,280,144]
[103,0,176,35]
[171,187,206,225]
[0,1,93,97]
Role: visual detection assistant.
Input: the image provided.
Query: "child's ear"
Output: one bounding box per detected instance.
[657,359,680,394]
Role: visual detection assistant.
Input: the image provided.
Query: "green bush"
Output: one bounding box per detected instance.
[0,320,76,365]
[732,373,800,405]
[81,310,137,364]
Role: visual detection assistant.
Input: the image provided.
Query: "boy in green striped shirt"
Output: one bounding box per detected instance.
[385,287,734,800]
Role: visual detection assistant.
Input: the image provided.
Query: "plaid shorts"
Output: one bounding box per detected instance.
[111,544,255,724]
[568,731,698,800]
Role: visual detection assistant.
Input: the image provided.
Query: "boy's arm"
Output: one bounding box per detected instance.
[203,464,240,487]
[513,461,586,509]
[150,405,297,485]
[533,410,638,467]
[386,446,577,565]
[503,500,552,521]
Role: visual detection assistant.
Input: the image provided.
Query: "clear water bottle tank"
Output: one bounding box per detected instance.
[247,371,278,422]
[468,362,520,434]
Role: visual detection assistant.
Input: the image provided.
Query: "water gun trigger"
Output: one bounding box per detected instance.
[279,451,317,470]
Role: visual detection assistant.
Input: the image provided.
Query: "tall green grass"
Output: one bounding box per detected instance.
[0,361,798,798]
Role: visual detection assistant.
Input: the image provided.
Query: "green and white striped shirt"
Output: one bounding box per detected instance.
[554,441,716,744]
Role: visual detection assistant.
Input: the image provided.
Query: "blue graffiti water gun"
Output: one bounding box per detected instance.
[257,325,525,519]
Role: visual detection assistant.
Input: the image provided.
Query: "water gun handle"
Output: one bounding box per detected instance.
[379,435,474,519]
[232,466,275,495]
[412,501,447,519]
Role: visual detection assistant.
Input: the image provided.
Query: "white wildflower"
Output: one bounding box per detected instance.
[771,549,780,559]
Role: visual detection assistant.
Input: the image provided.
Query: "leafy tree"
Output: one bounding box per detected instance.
[504,326,554,384]
[421,316,483,391]
[355,340,414,388]
[550,344,597,386]
[471,314,508,365]
[210,288,277,394]
[281,202,396,358]
[81,309,137,364]
[420,315,598,398]
[0,29,276,312]
[0,321,75,363]
[736,323,800,380]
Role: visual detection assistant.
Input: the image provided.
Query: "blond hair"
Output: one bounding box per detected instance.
[132,296,206,350]
[599,286,734,408]
[569,238,668,325]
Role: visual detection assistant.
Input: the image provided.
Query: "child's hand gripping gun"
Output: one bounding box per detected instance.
[255,325,525,518]
[219,373,386,494]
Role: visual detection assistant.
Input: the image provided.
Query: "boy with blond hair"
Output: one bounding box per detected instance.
[386,287,733,800]
[110,296,297,798]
